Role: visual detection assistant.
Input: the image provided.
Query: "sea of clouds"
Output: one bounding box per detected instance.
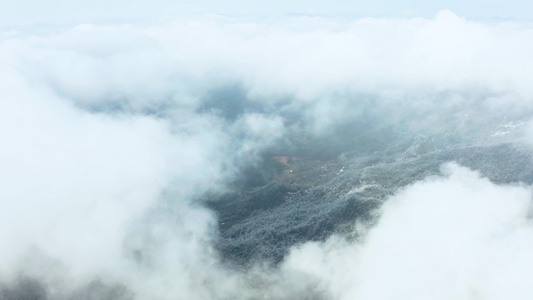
[2,10,533,299]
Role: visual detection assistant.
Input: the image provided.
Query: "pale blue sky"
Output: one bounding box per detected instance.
[0,0,531,26]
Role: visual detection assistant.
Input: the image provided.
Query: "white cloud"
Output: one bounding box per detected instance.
[0,64,228,295]
[2,10,533,299]
[284,163,533,299]
[4,11,533,120]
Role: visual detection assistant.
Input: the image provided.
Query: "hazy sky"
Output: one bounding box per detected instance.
[0,0,532,26]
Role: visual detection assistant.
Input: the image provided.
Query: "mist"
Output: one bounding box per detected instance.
[2,9,533,300]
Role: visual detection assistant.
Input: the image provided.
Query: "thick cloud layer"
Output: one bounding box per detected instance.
[1,10,533,300]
